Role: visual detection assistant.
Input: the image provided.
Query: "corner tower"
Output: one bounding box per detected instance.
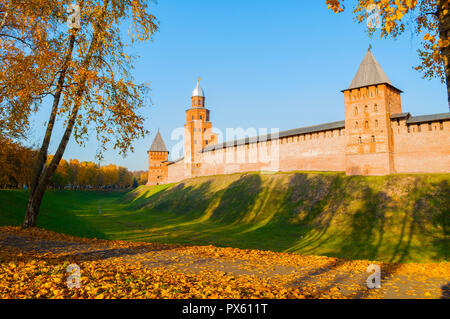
[184,78,217,177]
[343,49,402,175]
[147,130,169,185]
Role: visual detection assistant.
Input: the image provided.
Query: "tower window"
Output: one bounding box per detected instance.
[354,107,358,116]
[365,105,368,113]
[440,121,444,130]
[371,136,375,143]
[407,126,411,133]
[365,121,369,128]
[428,123,432,131]
[200,115,202,120]
[355,121,359,129]
[374,104,378,112]
[358,137,362,144]
[192,116,194,120]
[375,120,378,128]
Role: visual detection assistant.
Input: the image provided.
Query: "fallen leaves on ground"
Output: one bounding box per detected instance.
[0,226,448,299]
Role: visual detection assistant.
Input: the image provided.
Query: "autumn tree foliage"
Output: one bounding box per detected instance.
[326,0,450,108]
[0,0,63,141]
[0,137,36,188]
[0,0,158,227]
[0,141,142,189]
[47,158,137,189]
[134,170,148,185]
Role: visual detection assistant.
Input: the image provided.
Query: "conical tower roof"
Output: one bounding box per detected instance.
[346,49,401,92]
[149,130,168,152]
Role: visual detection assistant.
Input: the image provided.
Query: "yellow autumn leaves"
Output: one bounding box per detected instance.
[1,226,449,299]
[325,0,448,83]
[0,258,303,299]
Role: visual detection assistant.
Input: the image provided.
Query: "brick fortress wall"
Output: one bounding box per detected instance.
[151,51,450,184]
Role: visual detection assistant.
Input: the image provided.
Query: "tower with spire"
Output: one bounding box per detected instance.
[147,130,169,185]
[184,78,217,177]
[342,48,403,175]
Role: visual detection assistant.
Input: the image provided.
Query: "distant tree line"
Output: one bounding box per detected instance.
[0,137,36,189]
[0,139,148,189]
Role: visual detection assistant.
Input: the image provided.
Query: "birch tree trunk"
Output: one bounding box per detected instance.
[23,34,76,228]
[23,0,109,228]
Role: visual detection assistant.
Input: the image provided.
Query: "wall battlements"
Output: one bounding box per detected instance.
[147,50,450,185]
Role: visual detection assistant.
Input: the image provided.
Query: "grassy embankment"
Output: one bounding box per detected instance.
[0,171,448,263]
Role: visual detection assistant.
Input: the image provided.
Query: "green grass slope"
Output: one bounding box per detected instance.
[1,172,449,263]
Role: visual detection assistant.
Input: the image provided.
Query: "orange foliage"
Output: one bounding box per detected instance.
[0,137,36,188]
[0,0,64,140]
[325,0,449,82]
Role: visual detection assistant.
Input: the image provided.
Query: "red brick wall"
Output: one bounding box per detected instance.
[343,84,401,175]
[167,160,186,184]
[392,120,450,173]
[278,130,346,172]
[165,120,450,181]
[147,151,169,185]
[162,83,450,181]
[185,103,217,178]
[197,128,347,177]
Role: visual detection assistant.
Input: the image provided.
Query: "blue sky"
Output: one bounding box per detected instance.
[27,0,448,170]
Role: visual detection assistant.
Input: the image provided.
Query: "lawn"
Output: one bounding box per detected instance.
[0,171,448,263]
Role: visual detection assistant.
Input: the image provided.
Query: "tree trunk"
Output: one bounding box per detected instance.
[23,33,76,228]
[438,0,450,110]
[23,182,46,227]
[23,0,110,228]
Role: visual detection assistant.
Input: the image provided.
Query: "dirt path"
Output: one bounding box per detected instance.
[0,227,448,299]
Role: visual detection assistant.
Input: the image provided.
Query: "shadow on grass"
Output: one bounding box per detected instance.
[339,186,389,261]
[118,172,449,263]
[0,190,111,239]
[2,172,448,264]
